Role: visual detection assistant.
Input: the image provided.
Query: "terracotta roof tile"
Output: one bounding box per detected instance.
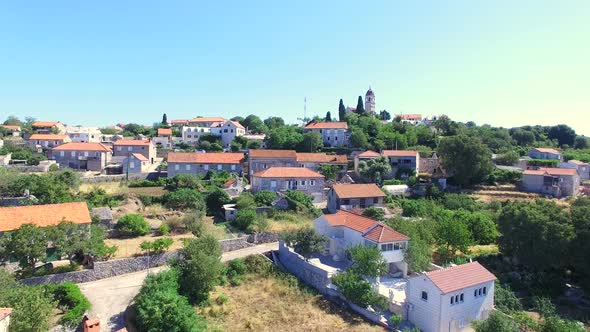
[357,150,380,158]
[304,122,348,130]
[189,117,227,123]
[0,308,12,320]
[113,140,151,146]
[523,167,578,176]
[1,125,20,131]
[532,148,561,154]
[171,120,189,125]
[52,142,112,152]
[168,152,244,164]
[323,210,409,243]
[0,202,92,232]
[395,114,422,120]
[231,121,245,129]
[32,121,61,127]
[382,150,418,157]
[132,153,148,161]
[424,262,496,294]
[249,149,297,159]
[29,134,68,140]
[331,183,386,199]
[296,153,347,163]
[567,160,588,165]
[253,167,324,178]
[157,128,172,136]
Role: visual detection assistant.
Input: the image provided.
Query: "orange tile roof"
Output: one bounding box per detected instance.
[32,121,61,127]
[224,179,237,188]
[249,149,297,159]
[231,121,245,129]
[157,128,172,136]
[253,167,324,178]
[424,262,496,294]
[363,224,410,243]
[323,210,409,243]
[170,119,188,124]
[331,183,386,198]
[1,125,20,131]
[523,167,578,176]
[52,142,112,152]
[168,152,244,164]
[132,153,148,161]
[532,148,561,154]
[29,134,68,140]
[358,150,380,158]
[0,308,12,320]
[304,122,348,130]
[0,202,92,232]
[189,117,227,123]
[382,150,418,157]
[568,160,589,165]
[113,140,151,146]
[296,153,347,163]
[395,114,422,120]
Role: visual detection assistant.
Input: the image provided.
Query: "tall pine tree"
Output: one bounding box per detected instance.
[338,99,346,121]
[325,111,332,122]
[356,96,365,115]
[162,113,168,124]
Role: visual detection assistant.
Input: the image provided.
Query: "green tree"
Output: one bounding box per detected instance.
[437,135,493,186]
[234,208,258,231]
[243,114,268,133]
[236,192,256,209]
[574,136,588,149]
[0,282,54,332]
[140,238,174,254]
[45,221,89,260]
[349,128,369,149]
[3,115,22,126]
[177,235,224,305]
[116,214,150,237]
[473,311,519,332]
[162,113,168,124]
[166,174,202,190]
[379,110,391,121]
[263,116,285,130]
[298,131,323,152]
[163,188,206,211]
[358,156,392,185]
[338,98,346,122]
[332,270,374,306]
[281,228,326,259]
[436,213,473,260]
[548,124,576,147]
[205,188,230,216]
[355,96,365,115]
[254,190,276,206]
[265,126,304,150]
[2,224,47,270]
[325,111,332,122]
[347,245,388,278]
[494,283,522,313]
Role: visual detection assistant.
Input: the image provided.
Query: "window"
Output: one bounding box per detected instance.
[217,164,222,170]
[421,291,428,301]
[373,197,379,204]
[381,244,387,251]
[483,287,487,295]
[129,162,135,169]
[479,289,482,296]
[186,164,191,170]
[175,164,180,171]
[71,151,76,157]
[204,165,209,170]
[474,290,478,297]
[387,243,393,251]
[460,294,464,302]
[231,164,236,171]
[60,151,65,157]
[310,180,316,186]
[451,297,454,305]
[84,152,89,157]
[270,181,277,188]
[117,147,122,151]
[300,180,306,186]
[394,243,400,250]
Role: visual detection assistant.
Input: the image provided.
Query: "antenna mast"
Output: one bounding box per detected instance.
[304,97,307,124]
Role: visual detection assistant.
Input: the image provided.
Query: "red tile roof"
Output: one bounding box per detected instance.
[296,153,347,163]
[532,148,561,154]
[323,210,409,243]
[358,150,380,158]
[253,167,324,178]
[224,179,237,188]
[157,128,172,136]
[0,308,12,320]
[304,122,348,130]
[32,121,61,127]
[0,202,92,232]
[523,167,578,176]
[395,114,422,120]
[568,160,589,165]
[249,149,297,159]
[331,183,385,198]
[132,153,148,161]
[113,140,151,146]
[382,150,418,157]
[29,134,68,140]
[1,125,20,131]
[52,142,112,152]
[231,121,245,129]
[424,262,496,294]
[168,152,244,164]
[170,119,188,125]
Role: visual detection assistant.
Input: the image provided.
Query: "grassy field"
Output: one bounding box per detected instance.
[78,181,129,195]
[202,273,384,332]
[128,186,167,196]
[265,212,314,233]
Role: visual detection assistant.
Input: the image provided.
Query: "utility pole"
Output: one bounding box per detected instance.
[304,97,307,124]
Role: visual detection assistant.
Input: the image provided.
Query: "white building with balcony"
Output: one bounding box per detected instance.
[313,210,410,276]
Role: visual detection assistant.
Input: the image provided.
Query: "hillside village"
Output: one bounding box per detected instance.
[1,90,590,332]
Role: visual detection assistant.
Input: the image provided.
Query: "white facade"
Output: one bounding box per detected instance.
[365,88,375,114]
[65,126,101,142]
[559,160,590,181]
[181,120,245,148]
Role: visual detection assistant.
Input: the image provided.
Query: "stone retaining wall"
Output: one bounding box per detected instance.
[219,236,253,252]
[247,232,279,244]
[275,241,333,292]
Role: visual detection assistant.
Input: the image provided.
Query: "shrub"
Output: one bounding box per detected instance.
[162,188,205,211]
[332,271,374,307]
[389,314,402,328]
[158,223,170,235]
[494,283,522,313]
[235,192,256,209]
[362,207,385,220]
[244,254,274,275]
[115,214,150,237]
[254,190,276,206]
[205,188,230,216]
[140,238,174,254]
[50,282,92,327]
[216,294,229,305]
[234,208,258,231]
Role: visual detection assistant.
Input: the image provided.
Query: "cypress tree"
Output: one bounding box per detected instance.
[356,96,365,115]
[162,113,168,124]
[338,99,346,121]
[325,111,332,122]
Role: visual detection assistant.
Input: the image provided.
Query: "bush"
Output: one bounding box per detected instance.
[48,282,92,327]
[115,214,150,237]
[158,223,170,235]
[234,208,258,231]
[254,190,276,206]
[128,178,167,187]
[494,283,522,313]
[140,238,174,254]
[205,188,230,216]
[244,254,274,275]
[235,192,256,209]
[216,294,229,305]
[332,271,374,307]
[162,188,205,211]
[362,207,385,220]
[389,314,402,328]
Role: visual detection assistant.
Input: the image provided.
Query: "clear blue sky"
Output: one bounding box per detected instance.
[1,1,589,134]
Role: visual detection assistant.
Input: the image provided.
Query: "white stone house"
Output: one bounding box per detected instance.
[251,167,325,202]
[303,121,349,147]
[528,148,562,161]
[181,119,245,149]
[27,134,71,149]
[559,160,590,181]
[313,210,410,276]
[167,152,245,177]
[405,262,496,332]
[522,167,580,197]
[32,121,66,134]
[64,126,101,143]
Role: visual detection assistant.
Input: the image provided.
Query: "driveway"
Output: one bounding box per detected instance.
[79,242,278,331]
